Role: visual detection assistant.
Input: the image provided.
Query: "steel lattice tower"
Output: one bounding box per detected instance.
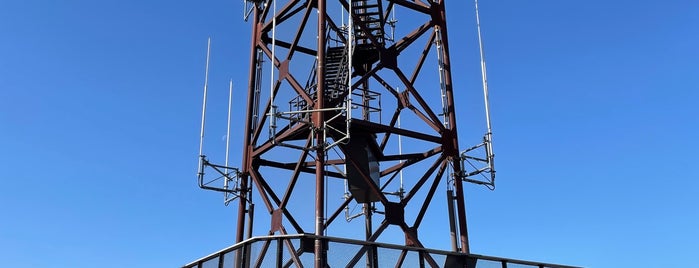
[196,0,498,267]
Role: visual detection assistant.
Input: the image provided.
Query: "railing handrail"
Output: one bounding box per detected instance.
[182,234,581,268]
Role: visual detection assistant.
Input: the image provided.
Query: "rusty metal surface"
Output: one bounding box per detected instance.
[228,0,478,266]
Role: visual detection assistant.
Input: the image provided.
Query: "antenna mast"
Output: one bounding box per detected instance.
[460,0,496,188]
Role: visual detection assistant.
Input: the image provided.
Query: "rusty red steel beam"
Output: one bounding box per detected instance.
[300,159,345,167]
[380,146,442,177]
[248,168,276,215]
[261,0,301,32]
[387,0,431,14]
[406,104,442,134]
[381,152,435,162]
[401,155,444,204]
[397,221,439,267]
[413,161,448,229]
[251,78,282,145]
[276,225,304,267]
[258,42,314,104]
[252,123,307,156]
[434,0,471,254]
[393,20,433,53]
[324,193,353,228]
[371,73,401,100]
[250,168,306,234]
[394,67,445,133]
[314,1,327,266]
[279,136,313,209]
[262,36,317,56]
[237,4,264,244]
[410,30,436,85]
[256,158,345,179]
[253,239,272,268]
[378,108,401,151]
[352,119,442,143]
[285,1,314,60]
[380,167,403,192]
[282,67,315,103]
[344,221,390,267]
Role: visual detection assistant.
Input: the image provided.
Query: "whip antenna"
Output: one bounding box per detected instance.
[198,37,211,176]
[476,0,493,138]
[475,0,495,185]
[224,79,234,193]
[460,0,496,188]
[195,39,241,200]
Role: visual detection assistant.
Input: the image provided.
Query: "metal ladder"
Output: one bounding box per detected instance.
[324,46,350,102]
[352,0,384,46]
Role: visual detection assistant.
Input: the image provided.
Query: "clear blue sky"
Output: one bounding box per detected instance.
[1,1,698,267]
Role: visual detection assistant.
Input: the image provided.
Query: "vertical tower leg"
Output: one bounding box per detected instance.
[238,3,261,246]
[315,1,327,267]
[436,0,470,254]
[365,203,373,267]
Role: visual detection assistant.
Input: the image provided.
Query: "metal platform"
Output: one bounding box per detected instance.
[182,234,579,268]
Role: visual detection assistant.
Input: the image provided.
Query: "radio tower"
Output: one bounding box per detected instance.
[187,1,569,267]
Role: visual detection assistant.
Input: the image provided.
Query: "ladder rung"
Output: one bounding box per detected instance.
[354,4,379,9]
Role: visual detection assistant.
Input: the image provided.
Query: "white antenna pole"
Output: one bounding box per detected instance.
[224,79,233,191]
[475,0,496,185]
[398,113,404,195]
[271,0,276,102]
[475,0,492,136]
[269,0,278,139]
[269,0,277,112]
[348,0,353,120]
[349,0,353,36]
[434,27,449,128]
[198,37,212,175]
[390,4,396,41]
[349,0,353,48]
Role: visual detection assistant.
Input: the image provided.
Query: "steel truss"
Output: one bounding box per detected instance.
[233,0,474,266]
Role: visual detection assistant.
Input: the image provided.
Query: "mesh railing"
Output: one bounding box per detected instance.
[183,234,579,268]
